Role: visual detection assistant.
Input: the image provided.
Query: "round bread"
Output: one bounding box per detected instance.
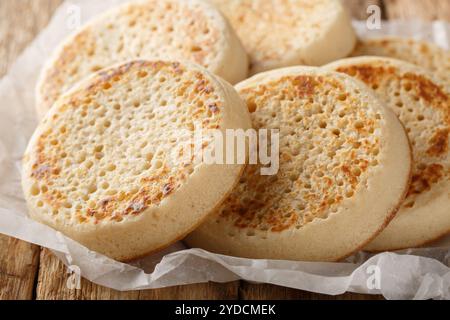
[35,0,248,118]
[351,37,450,84]
[327,57,450,251]
[185,66,412,262]
[208,0,356,75]
[23,60,252,261]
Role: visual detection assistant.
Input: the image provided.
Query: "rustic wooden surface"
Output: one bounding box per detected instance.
[0,0,449,300]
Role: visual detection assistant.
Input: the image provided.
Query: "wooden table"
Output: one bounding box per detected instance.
[0,0,449,300]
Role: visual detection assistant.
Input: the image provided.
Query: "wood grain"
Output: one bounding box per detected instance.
[239,283,385,300]
[0,0,449,300]
[384,0,450,21]
[0,237,40,300]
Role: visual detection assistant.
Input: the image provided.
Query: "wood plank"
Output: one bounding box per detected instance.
[0,237,40,300]
[37,249,239,300]
[384,0,450,21]
[0,0,61,301]
[137,280,239,300]
[342,0,384,20]
[239,283,384,300]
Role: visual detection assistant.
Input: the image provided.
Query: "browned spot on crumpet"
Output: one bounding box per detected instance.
[194,78,214,94]
[269,213,298,232]
[338,65,449,108]
[99,198,113,208]
[427,129,449,157]
[31,164,52,179]
[162,183,174,196]
[293,75,317,97]
[339,65,397,85]
[98,60,141,82]
[403,73,448,105]
[408,164,444,197]
[341,165,358,186]
[420,44,429,54]
[208,103,219,113]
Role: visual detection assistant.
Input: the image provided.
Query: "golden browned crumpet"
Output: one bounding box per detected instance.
[23,60,252,261]
[208,0,356,75]
[185,67,412,262]
[35,0,248,118]
[352,37,450,84]
[328,57,450,251]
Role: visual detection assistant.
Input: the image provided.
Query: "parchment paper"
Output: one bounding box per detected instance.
[0,0,449,300]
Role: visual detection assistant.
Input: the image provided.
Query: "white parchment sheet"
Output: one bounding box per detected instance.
[0,0,449,300]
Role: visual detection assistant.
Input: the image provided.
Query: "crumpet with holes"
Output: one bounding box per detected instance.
[36,0,248,118]
[208,0,356,75]
[351,37,450,84]
[22,60,252,261]
[328,57,450,251]
[185,66,412,261]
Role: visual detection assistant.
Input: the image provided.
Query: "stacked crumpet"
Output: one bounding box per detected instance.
[23,0,449,262]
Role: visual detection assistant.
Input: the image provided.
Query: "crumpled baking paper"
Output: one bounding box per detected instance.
[0,0,449,300]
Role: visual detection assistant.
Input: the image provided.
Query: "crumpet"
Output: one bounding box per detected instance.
[23,60,252,261]
[186,66,412,261]
[36,0,248,118]
[329,57,450,251]
[208,0,356,75]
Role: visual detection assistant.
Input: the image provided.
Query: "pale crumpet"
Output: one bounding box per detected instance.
[23,60,252,261]
[186,66,412,261]
[208,0,356,75]
[36,0,248,118]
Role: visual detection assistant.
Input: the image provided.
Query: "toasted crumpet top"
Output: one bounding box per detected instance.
[23,60,252,261]
[36,0,248,118]
[328,57,450,251]
[208,0,356,75]
[352,37,450,84]
[186,67,412,262]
